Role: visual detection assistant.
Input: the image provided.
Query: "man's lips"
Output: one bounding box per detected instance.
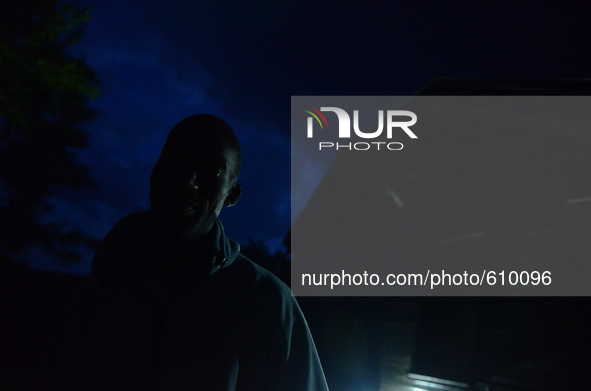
[181,205,195,215]
[153,197,205,220]
[180,197,208,214]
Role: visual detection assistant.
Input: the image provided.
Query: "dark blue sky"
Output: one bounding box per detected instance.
[33,0,590,273]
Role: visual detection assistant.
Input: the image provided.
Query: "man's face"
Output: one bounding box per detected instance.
[150,138,241,241]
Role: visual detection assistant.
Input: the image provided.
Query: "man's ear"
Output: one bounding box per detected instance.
[224,184,242,207]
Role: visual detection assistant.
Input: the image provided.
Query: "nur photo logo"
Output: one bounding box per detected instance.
[303,106,418,151]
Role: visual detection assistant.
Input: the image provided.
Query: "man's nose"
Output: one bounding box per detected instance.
[188,171,199,190]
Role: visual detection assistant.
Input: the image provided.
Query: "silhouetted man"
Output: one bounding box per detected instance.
[37,115,329,391]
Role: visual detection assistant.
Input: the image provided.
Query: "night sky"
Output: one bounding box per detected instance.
[33,0,590,273]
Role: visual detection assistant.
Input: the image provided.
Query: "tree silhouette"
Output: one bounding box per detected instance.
[0,0,99,276]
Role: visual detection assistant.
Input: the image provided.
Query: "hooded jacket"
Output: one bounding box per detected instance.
[39,211,329,391]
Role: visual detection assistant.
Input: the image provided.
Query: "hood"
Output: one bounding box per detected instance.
[207,218,241,274]
[90,211,240,290]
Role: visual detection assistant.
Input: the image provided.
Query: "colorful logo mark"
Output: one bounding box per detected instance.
[303,105,329,129]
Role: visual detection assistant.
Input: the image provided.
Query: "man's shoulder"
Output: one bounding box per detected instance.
[90,211,155,287]
[96,211,153,245]
[224,254,293,301]
[114,210,153,230]
[228,253,290,288]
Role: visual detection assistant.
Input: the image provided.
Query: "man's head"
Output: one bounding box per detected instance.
[150,114,242,241]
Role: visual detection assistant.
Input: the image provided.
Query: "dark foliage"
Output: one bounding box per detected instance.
[0,0,99,274]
